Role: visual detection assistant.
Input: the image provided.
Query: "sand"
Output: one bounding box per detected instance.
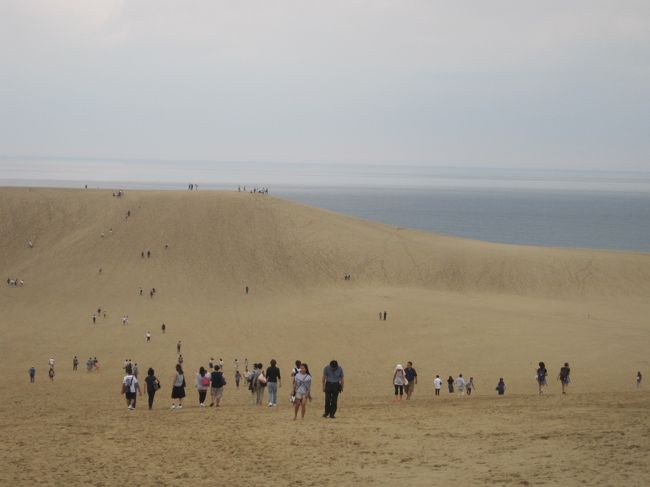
[1,187,649,486]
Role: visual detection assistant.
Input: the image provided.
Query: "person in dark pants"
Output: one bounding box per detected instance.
[322,360,344,418]
[144,367,160,410]
[29,367,36,383]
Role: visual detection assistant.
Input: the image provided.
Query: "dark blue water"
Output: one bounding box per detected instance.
[276,188,650,252]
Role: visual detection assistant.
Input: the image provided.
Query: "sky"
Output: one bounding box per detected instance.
[1,1,649,173]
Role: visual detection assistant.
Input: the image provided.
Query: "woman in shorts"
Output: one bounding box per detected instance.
[171,364,186,409]
[292,363,312,420]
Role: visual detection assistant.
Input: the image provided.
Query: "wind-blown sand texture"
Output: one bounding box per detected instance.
[1,188,649,486]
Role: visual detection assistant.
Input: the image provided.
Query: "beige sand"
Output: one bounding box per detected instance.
[1,188,649,486]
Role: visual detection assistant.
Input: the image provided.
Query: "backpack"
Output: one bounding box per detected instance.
[123,377,132,394]
[200,375,210,387]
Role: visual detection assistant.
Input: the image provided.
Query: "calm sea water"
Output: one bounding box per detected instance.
[276,187,650,252]
[1,160,649,252]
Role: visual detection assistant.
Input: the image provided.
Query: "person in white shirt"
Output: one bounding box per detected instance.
[433,375,442,396]
[121,364,141,410]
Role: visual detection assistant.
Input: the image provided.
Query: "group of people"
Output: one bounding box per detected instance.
[6,277,24,287]
[536,362,572,395]
[237,186,269,194]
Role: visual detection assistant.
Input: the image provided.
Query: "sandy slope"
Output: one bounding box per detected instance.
[1,187,649,486]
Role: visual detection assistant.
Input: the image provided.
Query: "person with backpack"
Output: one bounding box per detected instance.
[171,364,186,409]
[195,366,210,407]
[558,362,571,394]
[209,365,226,407]
[496,378,506,395]
[121,364,141,410]
[144,367,161,410]
[536,362,548,395]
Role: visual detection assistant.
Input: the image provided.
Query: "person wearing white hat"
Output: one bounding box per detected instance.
[393,364,407,401]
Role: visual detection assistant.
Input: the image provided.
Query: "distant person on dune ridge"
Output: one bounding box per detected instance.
[196,366,210,407]
[637,371,642,389]
[558,363,571,394]
[537,362,548,395]
[393,364,406,401]
[171,364,186,410]
[293,363,312,420]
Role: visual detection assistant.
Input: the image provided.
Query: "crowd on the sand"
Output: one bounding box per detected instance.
[29,349,646,419]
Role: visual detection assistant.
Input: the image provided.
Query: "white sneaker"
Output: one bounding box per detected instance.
[171,404,176,409]
[200,403,205,408]
[178,405,183,409]
[268,402,273,407]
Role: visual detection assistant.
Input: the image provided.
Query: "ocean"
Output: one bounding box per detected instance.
[1,160,649,252]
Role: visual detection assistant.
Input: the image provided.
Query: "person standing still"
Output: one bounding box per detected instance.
[322,360,344,419]
[29,367,36,383]
[404,361,418,400]
[73,356,79,371]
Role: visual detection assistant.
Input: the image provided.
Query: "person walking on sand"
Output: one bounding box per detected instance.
[161,323,166,334]
[171,364,186,409]
[393,364,406,401]
[144,368,160,410]
[266,359,282,407]
[558,362,571,394]
[456,374,466,396]
[177,341,181,354]
[447,375,454,394]
[637,371,642,389]
[29,367,36,383]
[49,357,55,369]
[293,363,312,420]
[121,364,141,410]
[92,313,96,324]
[209,365,226,407]
[322,360,344,418]
[537,362,548,395]
[146,331,151,342]
[48,367,55,381]
[404,361,418,400]
[196,366,210,407]
[254,363,267,405]
[466,377,476,396]
[434,375,442,396]
[73,356,79,371]
[235,370,241,389]
[496,378,506,395]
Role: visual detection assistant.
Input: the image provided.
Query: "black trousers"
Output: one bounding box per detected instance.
[199,390,207,404]
[148,391,155,409]
[324,382,340,417]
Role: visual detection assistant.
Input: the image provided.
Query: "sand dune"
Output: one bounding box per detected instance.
[1,187,649,486]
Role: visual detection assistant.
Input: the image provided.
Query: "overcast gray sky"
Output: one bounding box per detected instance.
[1,1,649,171]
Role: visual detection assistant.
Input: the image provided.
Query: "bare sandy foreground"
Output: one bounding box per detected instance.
[1,188,649,486]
